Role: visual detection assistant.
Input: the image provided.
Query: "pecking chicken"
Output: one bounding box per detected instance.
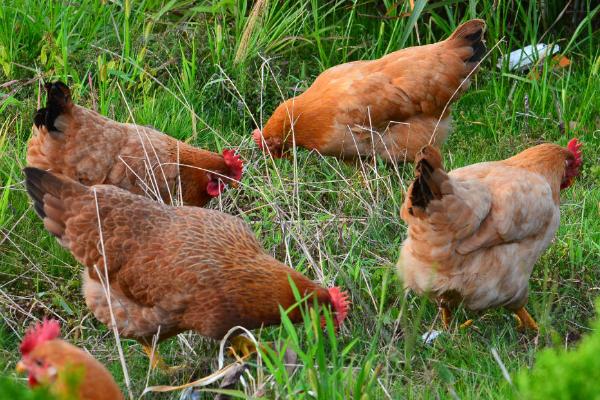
[16,319,123,400]
[28,81,243,207]
[24,167,349,367]
[397,139,583,330]
[253,19,486,163]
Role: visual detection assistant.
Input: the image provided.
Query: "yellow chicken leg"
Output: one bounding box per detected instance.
[514,307,539,331]
[439,304,473,329]
[459,319,474,329]
[142,345,183,373]
[439,304,452,329]
[227,335,261,360]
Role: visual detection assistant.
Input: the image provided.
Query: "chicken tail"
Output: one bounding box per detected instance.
[34,81,73,137]
[407,145,448,216]
[445,19,486,66]
[23,167,86,239]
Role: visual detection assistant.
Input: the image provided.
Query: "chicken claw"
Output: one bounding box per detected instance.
[459,319,474,329]
[142,345,183,373]
[227,335,262,361]
[514,307,539,331]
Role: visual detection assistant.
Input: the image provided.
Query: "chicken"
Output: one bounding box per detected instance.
[397,139,583,330]
[23,167,349,367]
[16,319,123,400]
[253,19,486,163]
[28,81,243,207]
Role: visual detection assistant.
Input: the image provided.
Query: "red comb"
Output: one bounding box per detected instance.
[252,129,264,149]
[328,287,350,327]
[222,149,243,181]
[20,319,61,355]
[567,138,582,167]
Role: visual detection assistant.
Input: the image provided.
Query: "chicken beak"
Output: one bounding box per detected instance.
[16,360,26,374]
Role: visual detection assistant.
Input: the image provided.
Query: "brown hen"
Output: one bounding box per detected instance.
[16,319,124,400]
[253,19,486,163]
[28,82,243,207]
[24,167,349,366]
[397,139,582,330]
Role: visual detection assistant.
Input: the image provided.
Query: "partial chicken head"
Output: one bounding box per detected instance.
[561,138,583,189]
[17,319,61,387]
[320,287,350,330]
[206,149,244,197]
[252,128,285,158]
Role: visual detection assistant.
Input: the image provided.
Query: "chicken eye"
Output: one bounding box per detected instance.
[34,359,44,367]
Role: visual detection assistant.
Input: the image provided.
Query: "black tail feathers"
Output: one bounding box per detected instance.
[449,19,486,64]
[409,146,445,214]
[24,167,61,219]
[410,159,438,212]
[466,30,486,63]
[33,81,72,133]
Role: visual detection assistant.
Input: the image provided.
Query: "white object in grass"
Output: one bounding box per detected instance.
[422,330,442,345]
[497,44,560,71]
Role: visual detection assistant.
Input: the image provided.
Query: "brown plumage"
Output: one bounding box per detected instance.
[17,320,124,400]
[398,139,582,329]
[27,81,243,207]
[23,168,349,347]
[253,19,486,163]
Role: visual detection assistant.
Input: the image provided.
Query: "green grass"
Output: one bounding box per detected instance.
[1,0,599,398]
[516,299,600,399]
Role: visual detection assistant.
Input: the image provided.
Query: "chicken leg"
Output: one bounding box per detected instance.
[142,345,183,373]
[439,304,473,329]
[514,307,539,331]
[439,304,453,329]
[227,335,268,360]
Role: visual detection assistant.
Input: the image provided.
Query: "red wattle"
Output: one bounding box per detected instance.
[206,180,225,197]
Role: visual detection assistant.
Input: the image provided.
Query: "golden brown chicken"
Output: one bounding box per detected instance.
[24,167,349,367]
[397,139,582,330]
[28,82,243,207]
[253,19,486,163]
[16,319,124,400]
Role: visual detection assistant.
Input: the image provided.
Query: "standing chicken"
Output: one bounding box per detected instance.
[24,167,349,367]
[253,19,486,163]
[397,139,582,329]
[16,319,123,400]
[28,81,243,207]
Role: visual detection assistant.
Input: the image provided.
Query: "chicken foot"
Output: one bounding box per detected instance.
[227,335,268,360]
[514,307,539,331]
[142,345,183,373]
[438,304,473,329]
